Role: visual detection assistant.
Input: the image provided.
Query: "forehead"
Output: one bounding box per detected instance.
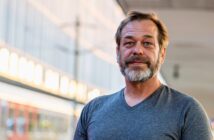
[121,20,158,39]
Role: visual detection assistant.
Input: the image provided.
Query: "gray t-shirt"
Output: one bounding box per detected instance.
[74,85,213,140]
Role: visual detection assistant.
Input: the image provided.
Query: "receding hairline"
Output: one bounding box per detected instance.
[115,11,169,49]
[120,19,159,41]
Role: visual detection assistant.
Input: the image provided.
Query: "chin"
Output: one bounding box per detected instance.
[128,65,148,71]
[124,68,152,82]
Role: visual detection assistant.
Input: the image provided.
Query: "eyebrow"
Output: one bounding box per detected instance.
[123,34,154,39]
[143,34,154,39]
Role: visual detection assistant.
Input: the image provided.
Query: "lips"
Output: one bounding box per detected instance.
[128,61,147,66]
[125,55,150,66]
[130,60,145,63]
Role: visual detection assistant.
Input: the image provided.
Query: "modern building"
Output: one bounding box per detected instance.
[0,0,125,139]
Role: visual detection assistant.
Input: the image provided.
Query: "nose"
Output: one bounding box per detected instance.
[132,41,144,55]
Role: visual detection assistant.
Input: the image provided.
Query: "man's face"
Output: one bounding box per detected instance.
[117,20,166,82]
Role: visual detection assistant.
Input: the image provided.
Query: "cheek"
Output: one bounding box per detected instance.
[122,49,132,58]
[147,52,158,65]
[118,49,127,59]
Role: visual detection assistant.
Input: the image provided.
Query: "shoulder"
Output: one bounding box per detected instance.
[163,85,200,105]
[163,85,211,129]
[165,87,213,139]
[163,85,208,118]
[77,90,122,129]
[81,89,122,114]
[159,85,208,117]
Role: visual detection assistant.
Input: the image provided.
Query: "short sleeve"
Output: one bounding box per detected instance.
[181,98,213,140]
[73,105,89,140]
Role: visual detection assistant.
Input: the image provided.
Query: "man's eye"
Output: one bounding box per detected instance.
[143,42,153,47]
[124,42,135,46]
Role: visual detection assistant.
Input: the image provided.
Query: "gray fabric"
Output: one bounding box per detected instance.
[74,85,213,140]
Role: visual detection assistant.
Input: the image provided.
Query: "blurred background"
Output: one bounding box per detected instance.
[0,0,213,139]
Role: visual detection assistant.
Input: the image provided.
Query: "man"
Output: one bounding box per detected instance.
[74,11,213,140]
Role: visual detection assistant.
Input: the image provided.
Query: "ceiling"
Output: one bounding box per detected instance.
[116,0,214,118]
[117,0,214,12]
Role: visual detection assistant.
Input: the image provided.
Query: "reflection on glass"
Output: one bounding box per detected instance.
[26,60,35,82]
[18,57,28,80]
[60,76,69,95]
[0,48,9,73]
[69,80,77,99]
[44,69,59,91]
[76,83,87,102]
[9,52,19,76]
[34,64,43,85]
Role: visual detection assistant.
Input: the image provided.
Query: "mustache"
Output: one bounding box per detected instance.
[125,55,151,66]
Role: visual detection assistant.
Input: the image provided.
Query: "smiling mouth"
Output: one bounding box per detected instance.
[125,55,150,67]
[128,62,147,66]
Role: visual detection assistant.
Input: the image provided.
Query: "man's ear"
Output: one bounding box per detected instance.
[160,47,166,64]
[116,46,119,63]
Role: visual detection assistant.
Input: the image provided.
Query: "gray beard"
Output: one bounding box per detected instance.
[117,52,160,83]
[124,67,152,82]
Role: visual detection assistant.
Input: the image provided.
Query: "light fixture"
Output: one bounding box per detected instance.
[9,52,19,76]
[0,48,9,73]
[33,64,43,85]
[68,80,77,99]
[60,76,69,95]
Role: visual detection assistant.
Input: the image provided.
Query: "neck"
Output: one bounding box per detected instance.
[124,75,162,105]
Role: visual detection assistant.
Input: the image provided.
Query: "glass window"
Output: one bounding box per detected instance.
[16,109,26,135]
[0,100,8,129]
[28,112,33,132]
[6,105,15,132]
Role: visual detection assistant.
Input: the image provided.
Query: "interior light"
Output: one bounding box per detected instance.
[44,69,59,91]
[0,48,10,73]
[18,57,28,80]
[26,60,35,82]
[59,76,69,95]
[8,52,19,76]
[0,43,104,104]
[76,83,87,102]
[68,80,77,99]
[34,64,43,85]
